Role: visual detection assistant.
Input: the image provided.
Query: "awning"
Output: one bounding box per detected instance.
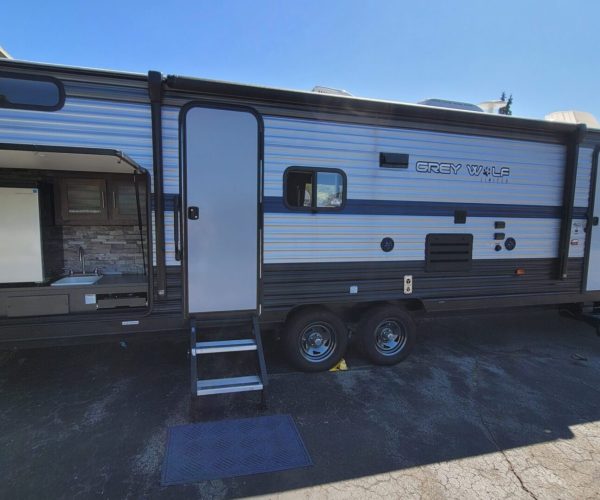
[0,143,147,175]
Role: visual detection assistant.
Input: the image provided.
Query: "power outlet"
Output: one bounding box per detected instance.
[404,275,413,294]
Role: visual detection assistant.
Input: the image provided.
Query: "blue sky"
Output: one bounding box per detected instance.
[2,0,598,119]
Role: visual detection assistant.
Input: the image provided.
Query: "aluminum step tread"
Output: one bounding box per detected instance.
[196,375,263,396]
[194,339,257,354]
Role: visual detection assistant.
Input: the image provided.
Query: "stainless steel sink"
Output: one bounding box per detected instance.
[51,275,102,286]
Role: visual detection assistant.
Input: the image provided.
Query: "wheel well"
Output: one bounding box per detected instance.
[281,299,424,330]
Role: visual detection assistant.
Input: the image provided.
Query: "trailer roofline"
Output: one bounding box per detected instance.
[0,58,583,138]
[164,74,580,138]
[0,58,147,82]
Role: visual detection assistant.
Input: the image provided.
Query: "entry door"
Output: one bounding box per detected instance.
[587,150,600,290]
[184,106,260,314]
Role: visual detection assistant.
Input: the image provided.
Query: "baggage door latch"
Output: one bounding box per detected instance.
[188,206,199,220]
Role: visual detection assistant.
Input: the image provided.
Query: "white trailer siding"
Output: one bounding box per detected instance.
[263,116,584,264]
[575,147,594,208]
[263,116,567,205]
[0,96,180,266]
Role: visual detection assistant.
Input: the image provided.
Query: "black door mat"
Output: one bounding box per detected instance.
[161,414,312,485]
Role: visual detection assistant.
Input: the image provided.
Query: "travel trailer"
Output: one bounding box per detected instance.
[1,59,599,400]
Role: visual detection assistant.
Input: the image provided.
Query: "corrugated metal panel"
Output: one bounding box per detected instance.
[162,106,180,194]
[264,213,574,263]
[0,98,153,165]
[151,212,177,266]
[161,106,181,266]
[262,116,585,265]
[575,147,593,208]
[264,116,567,206]
[0,97,181,266]
[262,258,584,310]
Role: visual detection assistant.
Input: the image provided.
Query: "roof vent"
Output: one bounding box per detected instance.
[478,100,509,114]
[419,99,483,112]
[312,86,353,97]
[0,46,12,59]
[545,110,599,128]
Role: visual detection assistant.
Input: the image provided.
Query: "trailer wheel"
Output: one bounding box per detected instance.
[282,307,348,372]
[358,305,416,365]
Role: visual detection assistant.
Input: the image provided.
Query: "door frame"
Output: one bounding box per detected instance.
[582,145,600,292]
[179,101,264,319]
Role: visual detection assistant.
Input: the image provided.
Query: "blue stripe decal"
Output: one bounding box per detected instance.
[264,196,588,220]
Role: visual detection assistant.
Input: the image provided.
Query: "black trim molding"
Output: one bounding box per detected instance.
[557,124,587,279]
[148,70,167,298]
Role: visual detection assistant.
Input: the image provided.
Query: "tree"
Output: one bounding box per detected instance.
[499,91,513,115]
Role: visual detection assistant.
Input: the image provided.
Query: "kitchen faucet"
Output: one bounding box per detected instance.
[78,246,86,275]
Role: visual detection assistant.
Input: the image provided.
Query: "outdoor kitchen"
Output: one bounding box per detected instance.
[0,147,150,318]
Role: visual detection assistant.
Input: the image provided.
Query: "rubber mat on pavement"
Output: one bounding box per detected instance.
[161,414,312,485]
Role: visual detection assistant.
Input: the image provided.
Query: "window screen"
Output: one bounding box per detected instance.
[285,168,345,210]
[0,73,64,111]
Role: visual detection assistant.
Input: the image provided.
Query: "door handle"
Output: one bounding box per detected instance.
[174,195,182,261]
[593,216,599,226]
[188,206,199,220]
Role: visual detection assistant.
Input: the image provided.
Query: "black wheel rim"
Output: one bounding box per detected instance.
[374,319,407,356]
[298,321,337,363]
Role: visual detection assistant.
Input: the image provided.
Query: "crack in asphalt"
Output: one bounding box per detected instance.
[472,356,538,500]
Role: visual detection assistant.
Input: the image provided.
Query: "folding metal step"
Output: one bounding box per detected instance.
[190,316,269,407]
[196,375,264,396]
[193,339,257,355]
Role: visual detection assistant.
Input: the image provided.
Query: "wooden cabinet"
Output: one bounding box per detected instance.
[109,177,145,224]
[57,178,108,224]
[55,175,145,225]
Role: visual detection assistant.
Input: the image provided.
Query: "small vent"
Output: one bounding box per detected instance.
[425,233,473,272]
[380,152,409,169]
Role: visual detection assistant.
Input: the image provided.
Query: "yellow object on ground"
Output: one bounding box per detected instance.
[329,358,348,371]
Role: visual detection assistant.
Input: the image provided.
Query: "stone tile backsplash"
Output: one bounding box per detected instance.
[61,225,147,275]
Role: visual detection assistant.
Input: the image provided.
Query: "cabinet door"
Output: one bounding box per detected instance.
[109,177,145,224]
[58,178,108,224]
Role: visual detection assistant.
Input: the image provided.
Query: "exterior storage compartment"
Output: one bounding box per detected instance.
[6,295,69,317]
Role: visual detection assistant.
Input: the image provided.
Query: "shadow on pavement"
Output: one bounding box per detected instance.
[0,309,599,498]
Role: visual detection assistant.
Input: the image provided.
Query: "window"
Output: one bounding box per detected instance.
[0,72,65,111]
[284,167,345,210]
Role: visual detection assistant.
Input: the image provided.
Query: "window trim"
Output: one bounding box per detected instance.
[283,166,347,212]
[0,71,66,112]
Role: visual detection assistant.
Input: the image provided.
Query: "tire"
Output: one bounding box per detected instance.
[282,307,349,372]
[357,305,416,365]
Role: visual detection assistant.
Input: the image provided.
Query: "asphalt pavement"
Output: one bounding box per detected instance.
[1,308,599,499]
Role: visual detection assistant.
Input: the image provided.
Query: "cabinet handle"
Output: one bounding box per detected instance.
[101,191,105,209]
[113,192,116,209]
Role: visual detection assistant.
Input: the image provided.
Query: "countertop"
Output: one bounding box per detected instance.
[0,274,148,294]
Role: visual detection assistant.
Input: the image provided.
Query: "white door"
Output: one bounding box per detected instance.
[184,105,260,314]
